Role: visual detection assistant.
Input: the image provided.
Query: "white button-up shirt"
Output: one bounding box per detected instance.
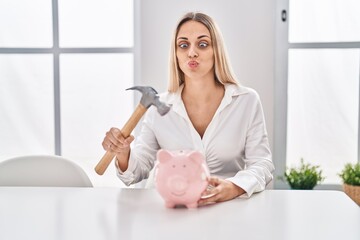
[117,83,274,197]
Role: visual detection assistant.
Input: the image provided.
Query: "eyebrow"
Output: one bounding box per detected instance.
[197,35,210,39]
[177,35,211,41]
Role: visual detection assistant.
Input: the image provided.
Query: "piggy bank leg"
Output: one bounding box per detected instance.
[165,201,176,208]
[186,203,198,209]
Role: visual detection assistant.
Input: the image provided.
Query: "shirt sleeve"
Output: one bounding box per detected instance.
[116,108,160,186]
[226,92,275,198]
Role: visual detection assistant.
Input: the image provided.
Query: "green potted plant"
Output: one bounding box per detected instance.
[279,158,325,190]
[338,163,360,205]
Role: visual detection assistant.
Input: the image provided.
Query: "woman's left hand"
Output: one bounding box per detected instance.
[198,176,246,205]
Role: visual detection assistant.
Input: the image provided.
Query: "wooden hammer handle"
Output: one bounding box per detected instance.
[94,104,148,175]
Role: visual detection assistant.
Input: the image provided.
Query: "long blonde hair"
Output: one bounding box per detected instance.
[168,12,238,92]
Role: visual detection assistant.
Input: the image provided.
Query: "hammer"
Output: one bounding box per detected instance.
[95,86,171,175]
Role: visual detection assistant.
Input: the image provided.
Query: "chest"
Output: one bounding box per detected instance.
[153,94,250,154]
[185,103,219,138]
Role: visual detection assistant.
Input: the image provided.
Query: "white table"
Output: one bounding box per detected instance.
[0,187,359,240]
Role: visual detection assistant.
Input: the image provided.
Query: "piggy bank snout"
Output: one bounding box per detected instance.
[167,175,188,193]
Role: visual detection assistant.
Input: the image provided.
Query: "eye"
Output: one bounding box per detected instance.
[198,42,208,48]
[172,165,176,168]
[178,43,189,49]
[183,165,186,168]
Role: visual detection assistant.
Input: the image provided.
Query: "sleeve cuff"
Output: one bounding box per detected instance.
[114,157,136,186]
[226,171,262,198]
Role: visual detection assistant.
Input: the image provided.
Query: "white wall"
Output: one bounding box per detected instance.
[138,0,275,150]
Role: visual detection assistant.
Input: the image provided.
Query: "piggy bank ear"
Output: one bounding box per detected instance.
[157,149,173,163]
[187,151,205,164]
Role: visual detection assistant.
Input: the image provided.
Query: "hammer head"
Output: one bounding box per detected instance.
[126,86,171,116]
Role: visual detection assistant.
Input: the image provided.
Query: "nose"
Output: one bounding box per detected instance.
[188,46,198,58]
[168,176,188,193]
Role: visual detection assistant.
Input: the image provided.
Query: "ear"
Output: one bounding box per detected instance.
[187,151,205,165]
[157,149,173,163]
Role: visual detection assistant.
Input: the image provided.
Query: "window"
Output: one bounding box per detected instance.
[275,0,360,187]
[0,0,135,187]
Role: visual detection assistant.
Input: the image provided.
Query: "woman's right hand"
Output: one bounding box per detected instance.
[102,127,134,171]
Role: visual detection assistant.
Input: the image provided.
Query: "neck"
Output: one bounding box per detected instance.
[182,77,223,103]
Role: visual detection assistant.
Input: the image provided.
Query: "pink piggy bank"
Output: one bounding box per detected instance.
[154,149,209,208]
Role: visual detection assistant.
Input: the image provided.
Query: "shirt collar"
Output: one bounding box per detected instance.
[162,83,249,117]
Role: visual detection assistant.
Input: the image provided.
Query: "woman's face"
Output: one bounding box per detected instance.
[176,20,214,82]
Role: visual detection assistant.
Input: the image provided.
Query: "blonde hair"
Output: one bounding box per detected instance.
[168,12,238,92]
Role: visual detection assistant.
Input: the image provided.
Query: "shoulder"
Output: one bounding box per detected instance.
[158,91,175,102]
[226,84,260,100]
[157,87,182,105]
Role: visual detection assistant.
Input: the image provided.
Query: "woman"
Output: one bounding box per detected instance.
[102,12,274,205]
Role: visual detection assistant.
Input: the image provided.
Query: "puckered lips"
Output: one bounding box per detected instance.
[188,60,199,69]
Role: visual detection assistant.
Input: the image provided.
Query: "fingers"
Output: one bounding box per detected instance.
[102,127,134,152]
[199,177,223,205]
[207,176,221,186]
[200,176,221,197]
[198,177,245,206]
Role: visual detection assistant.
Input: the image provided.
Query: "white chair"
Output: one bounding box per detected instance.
[0,155,93,187]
